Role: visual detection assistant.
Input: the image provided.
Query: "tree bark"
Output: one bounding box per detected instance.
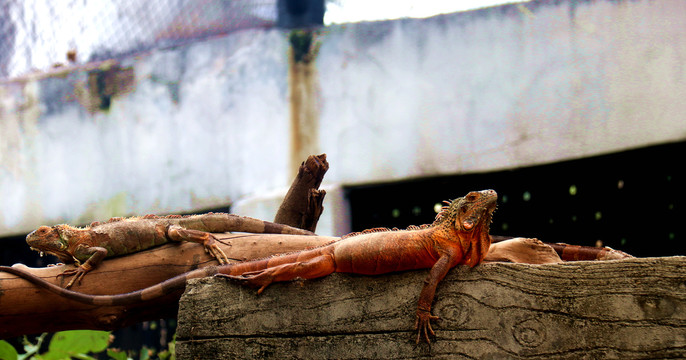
[274,153,329,232]
[0,233,336,339]
[176,257,686,359]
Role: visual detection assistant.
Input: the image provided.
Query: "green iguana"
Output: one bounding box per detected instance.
[22,213,315,288]
[2,190,497,343]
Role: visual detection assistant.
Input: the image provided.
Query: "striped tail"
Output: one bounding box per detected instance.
[175,213,316,235]
[0,245,331,306]
[0,265,216,306]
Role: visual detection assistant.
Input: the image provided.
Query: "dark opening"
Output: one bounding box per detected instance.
[346,141,685,257]
[277,0,325,28]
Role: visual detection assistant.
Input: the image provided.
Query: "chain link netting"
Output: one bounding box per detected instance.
[0,0,277,79]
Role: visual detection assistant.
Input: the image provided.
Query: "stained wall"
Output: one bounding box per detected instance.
[1,0,685,237]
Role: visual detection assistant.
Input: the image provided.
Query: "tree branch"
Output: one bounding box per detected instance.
[0,233,335,339]
[274,154,329,232]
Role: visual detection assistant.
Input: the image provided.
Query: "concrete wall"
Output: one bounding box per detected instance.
[0,29,292,236]
[316,0,686,183]
[1,0,685,237]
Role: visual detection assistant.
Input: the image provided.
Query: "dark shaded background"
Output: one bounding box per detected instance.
[348,140,684,258]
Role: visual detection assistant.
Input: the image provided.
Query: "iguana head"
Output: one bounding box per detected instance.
[433,189,497,267]
[26,226,72,263]
[434,189,498,233]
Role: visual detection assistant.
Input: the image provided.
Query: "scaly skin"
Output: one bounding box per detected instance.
[3,190,497,344]
[489,236,634,261]
[24,213,315,288]
[547,243,633,260]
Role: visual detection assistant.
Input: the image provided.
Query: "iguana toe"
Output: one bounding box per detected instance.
[206,244,229,264]
[414,309,438,344]
[215,273,271,294]
[58,266,89,289]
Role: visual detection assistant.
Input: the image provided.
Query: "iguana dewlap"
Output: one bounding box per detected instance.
[25,213,314,288]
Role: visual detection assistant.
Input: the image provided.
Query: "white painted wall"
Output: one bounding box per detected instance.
[1,29,293,235]
[1,0,685,237]
[317,0,686,184]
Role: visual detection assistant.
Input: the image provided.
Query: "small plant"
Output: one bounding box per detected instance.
[0,330,175,360]
[0,330,109,360]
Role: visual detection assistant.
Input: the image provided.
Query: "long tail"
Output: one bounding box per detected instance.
[0,265,216,306]
[547,243,634,260]
[490,236,634,261]
[176,213,316,235]
[0,245,331,306]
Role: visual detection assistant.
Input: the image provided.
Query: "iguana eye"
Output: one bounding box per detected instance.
[462,219,474,230]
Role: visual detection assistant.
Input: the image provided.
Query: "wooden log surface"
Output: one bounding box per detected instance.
[0,233,335,339]
[176,256,686,359]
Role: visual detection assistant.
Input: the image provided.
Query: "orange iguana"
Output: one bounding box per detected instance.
[21,213,315,288]
[1,189,497,343]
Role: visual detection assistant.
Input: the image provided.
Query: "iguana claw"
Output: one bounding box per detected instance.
[415,308,439,344]
[58,265,90,289]
[168,226,230,264]
[205,242,229,265]
[216,270,272,295]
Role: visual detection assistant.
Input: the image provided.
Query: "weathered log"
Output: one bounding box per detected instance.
[274,153,329,232]
[176,257,686,359]
[0,233,335,339]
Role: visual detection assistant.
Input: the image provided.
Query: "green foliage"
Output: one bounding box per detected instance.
[18,332,47,360]
[42,330,109,360]
[0,330,175,360]
[106,349,129,360]
[0,339,19,360]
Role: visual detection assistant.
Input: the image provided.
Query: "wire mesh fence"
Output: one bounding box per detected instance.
[0,0,278,79]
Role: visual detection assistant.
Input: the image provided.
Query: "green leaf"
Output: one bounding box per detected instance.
[0,340,19,360]
[41,330,110,360]
[71,354,98,360]
[167,335,175,360]
[106,349,129,360]
[138,346,150,360]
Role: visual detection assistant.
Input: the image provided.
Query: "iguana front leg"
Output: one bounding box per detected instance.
[167,226,229,264]
[59,245,108,288]
[415,252,455,344]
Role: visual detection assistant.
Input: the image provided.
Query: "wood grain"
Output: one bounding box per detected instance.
[176,257,686,359]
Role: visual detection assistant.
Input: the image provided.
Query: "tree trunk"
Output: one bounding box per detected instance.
[176,257,686,359]
[0,233,335,339]
[274,153,329,232]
